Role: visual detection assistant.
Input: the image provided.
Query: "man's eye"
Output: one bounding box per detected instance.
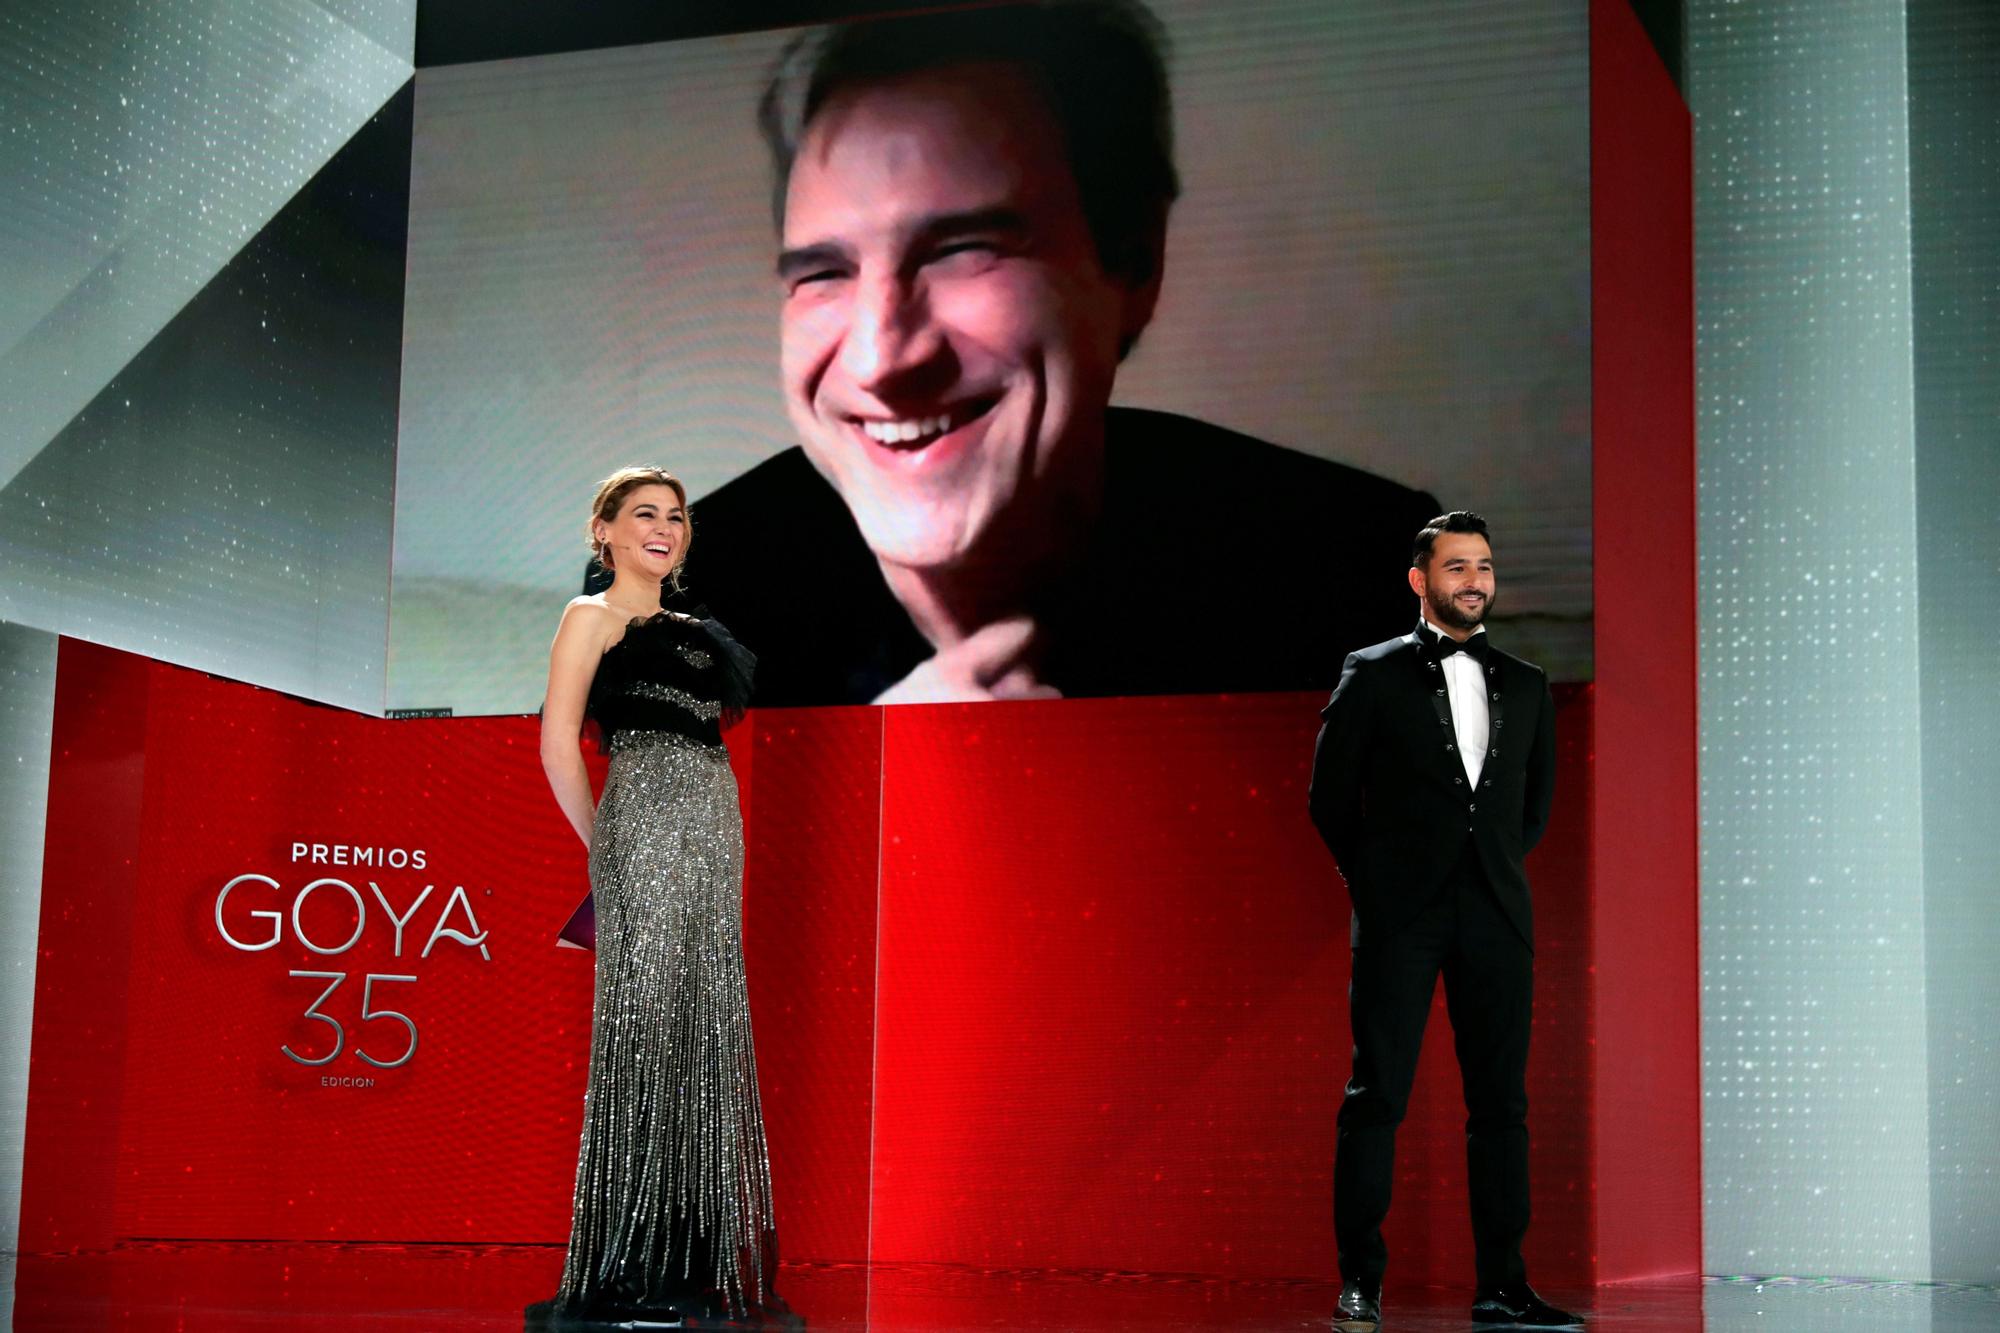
[929,241,1001,270]
[788,269,847,294]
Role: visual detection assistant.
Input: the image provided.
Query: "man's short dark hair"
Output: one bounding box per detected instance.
[758,0,1180,287]
[1412,511,1491,568]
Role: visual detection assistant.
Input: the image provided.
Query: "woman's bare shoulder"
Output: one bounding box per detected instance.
[555,595,622,646]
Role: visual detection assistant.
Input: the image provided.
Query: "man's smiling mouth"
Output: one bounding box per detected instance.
[853,399,997,449]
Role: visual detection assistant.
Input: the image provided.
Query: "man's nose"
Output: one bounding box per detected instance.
[840,273,946,395]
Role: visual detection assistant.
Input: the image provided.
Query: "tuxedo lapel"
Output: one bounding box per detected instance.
[1409,633,1473,787]
[1410,635,1457,732]
[1413,629,1511,782]
[1482,650,1507,765]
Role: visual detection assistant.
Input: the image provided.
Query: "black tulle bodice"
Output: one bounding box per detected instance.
[586,613,756,748]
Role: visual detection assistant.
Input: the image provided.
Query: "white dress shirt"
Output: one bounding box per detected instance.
[1432,622,1490,787]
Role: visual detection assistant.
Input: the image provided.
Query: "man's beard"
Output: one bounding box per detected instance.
[1427,584,1493,632]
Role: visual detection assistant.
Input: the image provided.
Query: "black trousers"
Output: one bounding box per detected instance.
[1334,844,1533,1291]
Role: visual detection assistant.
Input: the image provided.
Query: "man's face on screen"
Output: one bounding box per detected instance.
[777,66,1150,573]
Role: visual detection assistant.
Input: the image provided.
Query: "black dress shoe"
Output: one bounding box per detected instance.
[1470,1283,1583,1328]
[1333,1278,1382,1332]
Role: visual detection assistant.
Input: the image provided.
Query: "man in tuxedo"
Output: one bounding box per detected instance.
[1308,512,1582,1331]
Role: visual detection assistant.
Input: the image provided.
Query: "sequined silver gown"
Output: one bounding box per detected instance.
[555,613,777,1320]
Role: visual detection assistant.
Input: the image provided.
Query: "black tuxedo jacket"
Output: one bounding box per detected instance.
[1307,627,1557,948]
[614,408,1437,705]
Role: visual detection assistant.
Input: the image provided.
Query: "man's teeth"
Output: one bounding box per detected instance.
[861,413,955,445]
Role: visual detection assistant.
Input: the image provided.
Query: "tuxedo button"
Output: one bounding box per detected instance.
[1435,688,1445,696]
[1446,743,1455,751]
[1469,803,1476,812]
[1491,692,1500,701]
[1454,777,1463,785]
[1490,749,1498,757]
[1483,779,1493,788]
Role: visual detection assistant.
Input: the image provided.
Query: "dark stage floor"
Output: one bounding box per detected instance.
[6,1245,1997,1330]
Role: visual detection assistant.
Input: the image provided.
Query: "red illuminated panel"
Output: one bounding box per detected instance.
[739,708,884,1261]
[1590,0,1702,1281]
[108,659,602,1241]
[26,641,1612,1293]
[19,639,152,1253]
[867,691,1593,1288]
[23,639,873,1256]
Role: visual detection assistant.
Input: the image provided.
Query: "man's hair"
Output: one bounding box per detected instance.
[1411,511,1491,569]
[757,0,1180,287]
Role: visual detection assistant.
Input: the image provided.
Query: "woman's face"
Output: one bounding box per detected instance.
[596,483,687,581]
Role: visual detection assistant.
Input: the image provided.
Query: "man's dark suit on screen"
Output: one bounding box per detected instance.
[673,408,1439,706]
[1307,620,1557,1294]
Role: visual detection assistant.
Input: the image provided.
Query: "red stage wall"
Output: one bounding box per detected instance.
[865,692,1595,1287]
[17,642,883,1255]
[1589,0,1703,1282]
[23,640,1596,1290]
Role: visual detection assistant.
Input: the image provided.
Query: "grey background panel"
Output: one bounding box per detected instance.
[0,622,58,1255]
[1694,0,2000,1284]
[0,0,413,495]
[1691,0,1933,1280]
[1909,0,2000,1286]
[0,85,413,716]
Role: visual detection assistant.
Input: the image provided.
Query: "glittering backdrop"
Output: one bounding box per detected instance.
[0,6,417,724]
[0,0,413,496]
[1691,0,2000,1283]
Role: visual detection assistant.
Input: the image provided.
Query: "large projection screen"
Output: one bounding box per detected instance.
[388,0,1589,715]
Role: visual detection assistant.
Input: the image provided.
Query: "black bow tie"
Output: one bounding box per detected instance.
[1430,632,1489,662]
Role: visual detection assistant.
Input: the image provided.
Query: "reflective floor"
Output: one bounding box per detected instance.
[5,1245,1997,1331]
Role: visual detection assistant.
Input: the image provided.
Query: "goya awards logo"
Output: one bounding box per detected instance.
[212,841,492,1072]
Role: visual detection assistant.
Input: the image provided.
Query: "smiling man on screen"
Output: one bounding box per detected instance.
[683,0,1437,705]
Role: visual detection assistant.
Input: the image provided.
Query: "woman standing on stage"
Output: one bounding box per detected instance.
[535,466,781,1327]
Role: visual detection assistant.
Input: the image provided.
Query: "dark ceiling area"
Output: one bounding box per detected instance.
[418,0,1685,92]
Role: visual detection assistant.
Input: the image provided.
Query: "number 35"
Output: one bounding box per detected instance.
[282,971,418,1069]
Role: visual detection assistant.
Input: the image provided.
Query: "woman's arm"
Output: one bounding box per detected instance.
[541,600,607,847]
